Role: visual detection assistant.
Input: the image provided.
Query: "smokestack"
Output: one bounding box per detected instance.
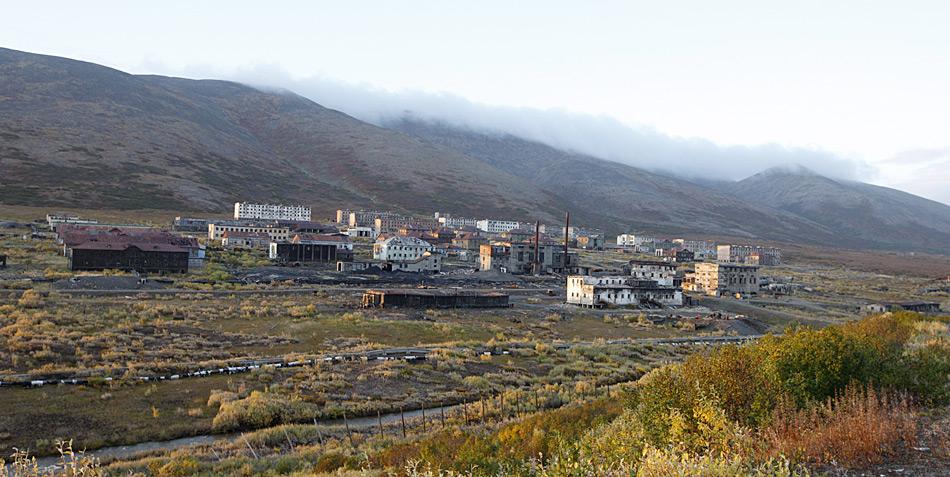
[563,212,570,271]
[534,220,541,275]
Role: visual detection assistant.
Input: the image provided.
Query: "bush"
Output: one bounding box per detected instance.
[17,289,44,308]
[761,384,916,466]
[211,391,318,431]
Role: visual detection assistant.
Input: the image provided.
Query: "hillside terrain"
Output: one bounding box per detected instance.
[0,47,556,221]
[2,47,949,253]
[732,167,950,253]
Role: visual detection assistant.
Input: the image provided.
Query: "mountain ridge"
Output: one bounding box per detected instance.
[2,47,948,254]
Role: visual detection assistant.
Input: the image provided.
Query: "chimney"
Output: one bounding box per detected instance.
[534,220,541,275]
[563,212,570,271]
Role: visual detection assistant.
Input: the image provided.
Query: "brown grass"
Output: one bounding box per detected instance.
[761,384,917,467]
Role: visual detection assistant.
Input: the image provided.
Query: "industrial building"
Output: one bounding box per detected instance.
[269,234,352,263]
[234,202,311,221]
[479,241,578,274]
[360,289,510,309]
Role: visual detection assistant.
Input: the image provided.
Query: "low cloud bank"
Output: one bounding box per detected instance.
[186,64,874,182]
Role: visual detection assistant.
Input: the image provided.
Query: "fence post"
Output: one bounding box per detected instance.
[481,397,486,422]
[343,411,355,448]
[401,407,407,438]
[314,419,324,448]
[441,402,446,429]
[534,389,540,410]
[422,403,427,432]
[377,409,383,436]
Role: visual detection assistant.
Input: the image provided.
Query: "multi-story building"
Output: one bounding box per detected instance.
[616,234,654,248]
[347,210,402,227]
[173,217,210,233]
[373,236,433,262]
[46,214,99,232]
[626,259,676,286]
[691,262,760,296]
[374,216,439,235]
[717,244,781,266]
[476,219,523,235]
[437,215,480,229]
[479,241,578,274]
[673,239,716,258]
[566,275,682,308]
[208,221,290,242]
[233,202,311,221]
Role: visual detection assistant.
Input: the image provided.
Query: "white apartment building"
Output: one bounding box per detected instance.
[566,275,682,308]
[373,236,433,261]
[476,219,522,234]
[234,202,311,221]
[616,234,655,247]
[439,216,480,229]
[627,260,676,286]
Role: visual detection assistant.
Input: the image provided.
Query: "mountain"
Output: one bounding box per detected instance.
[731,166,950,253]
[384,118,837,241]
[1,48,947,254]
[0,47,557,220]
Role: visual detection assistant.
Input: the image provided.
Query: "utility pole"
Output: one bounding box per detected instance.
[533,220,541,275]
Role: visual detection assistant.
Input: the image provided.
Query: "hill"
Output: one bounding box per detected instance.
[732,166,950,253]
[2,47,948,253]
[0,47,556,220]
[385,118,837,241]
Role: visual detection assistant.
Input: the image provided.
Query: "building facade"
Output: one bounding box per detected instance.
[717,244,782,266]
[476,219,523,235]
[479,241,578,274]
[234,202,311,221]
[566,275,682,307]
[208,222,290,242]
[626,260,677,286]
[373,236,433,261]
[221,231,271,249]
[692,262,760,296]
[616,234,654,248]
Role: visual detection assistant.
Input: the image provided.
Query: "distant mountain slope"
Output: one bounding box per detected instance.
[0,47,556,220]
[1,48,947,253]
[733,167,950,253]
[386,118,837,241]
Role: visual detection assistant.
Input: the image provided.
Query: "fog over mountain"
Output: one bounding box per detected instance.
[208,65,875,183]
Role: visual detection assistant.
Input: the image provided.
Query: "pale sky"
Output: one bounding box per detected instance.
[3,1,949,203]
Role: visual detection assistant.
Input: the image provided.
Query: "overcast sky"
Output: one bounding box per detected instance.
[3,1,949,203]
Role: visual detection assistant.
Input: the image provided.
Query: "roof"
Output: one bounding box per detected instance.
[293,233,349,243]
[223,231,270,239]
[71,239,187,253]
[628,259,676,267]
[378,235,432,247]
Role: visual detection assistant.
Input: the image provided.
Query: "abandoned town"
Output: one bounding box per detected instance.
[2,4,950,476]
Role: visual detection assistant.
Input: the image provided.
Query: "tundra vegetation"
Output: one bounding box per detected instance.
[5,311,945,476]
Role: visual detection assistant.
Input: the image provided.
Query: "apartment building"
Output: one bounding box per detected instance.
[476,219,523,235]
[691,262,760,296]
[234,202,311,221]
[717,244,782,266]
[208,221,290,242]
[626,259,677,286]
